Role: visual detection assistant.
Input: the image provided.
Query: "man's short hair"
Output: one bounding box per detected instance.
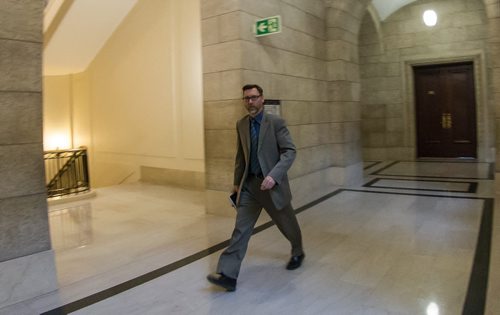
[242,84,263,95]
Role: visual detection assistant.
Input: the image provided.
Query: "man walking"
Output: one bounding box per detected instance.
[207,84,305,291]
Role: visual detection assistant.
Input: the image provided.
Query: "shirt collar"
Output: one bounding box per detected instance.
[251,110,264,124]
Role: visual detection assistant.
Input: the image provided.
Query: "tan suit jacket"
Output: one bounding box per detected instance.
[233,112,296,210]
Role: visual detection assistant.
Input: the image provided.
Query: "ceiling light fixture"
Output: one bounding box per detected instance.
[423,10,438,27]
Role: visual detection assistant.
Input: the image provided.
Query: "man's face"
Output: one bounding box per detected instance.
[242,88,264,117]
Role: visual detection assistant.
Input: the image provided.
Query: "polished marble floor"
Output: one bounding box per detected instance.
[1,161,499,314]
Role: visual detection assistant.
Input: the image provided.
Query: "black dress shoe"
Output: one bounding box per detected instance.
[207,273,237,291]
[286,254,305,270]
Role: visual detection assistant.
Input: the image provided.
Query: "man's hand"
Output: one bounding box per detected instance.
[260,176,276,190]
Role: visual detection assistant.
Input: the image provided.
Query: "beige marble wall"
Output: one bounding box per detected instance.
[0,0,57,308]
[485,0,500,169]
[141,166,205,190]
[202,0,364,215]
[360,0,495,162]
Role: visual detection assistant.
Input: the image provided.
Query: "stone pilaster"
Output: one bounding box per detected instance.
[0,0,57,308]
[202,0,365,215]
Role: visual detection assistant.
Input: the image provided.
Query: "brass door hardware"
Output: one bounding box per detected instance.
[441,113,452,129]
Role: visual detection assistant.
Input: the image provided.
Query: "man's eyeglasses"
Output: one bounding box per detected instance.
[242,95,261,102]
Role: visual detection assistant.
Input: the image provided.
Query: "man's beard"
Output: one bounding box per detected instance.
[247,106,259,115]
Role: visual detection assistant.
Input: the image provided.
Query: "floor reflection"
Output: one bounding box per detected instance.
[49,203,93,251]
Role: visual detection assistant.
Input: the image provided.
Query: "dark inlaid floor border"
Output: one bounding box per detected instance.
[42,189,493,315]
[363,177,478,193]
[363,161,383,170]
[370,161,494,180]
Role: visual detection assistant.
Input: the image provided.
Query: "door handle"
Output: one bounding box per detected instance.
[441,113,452,129]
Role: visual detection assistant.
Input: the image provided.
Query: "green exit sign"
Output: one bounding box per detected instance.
[254,15,281,37]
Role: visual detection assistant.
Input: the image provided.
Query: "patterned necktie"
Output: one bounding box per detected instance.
[249,118,261,175]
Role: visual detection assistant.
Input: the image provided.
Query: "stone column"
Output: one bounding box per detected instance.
[202,0,364,215]
[201,0,245,216]
[324,0,367,184]
[0,0,57,308]
[487,0,500,168]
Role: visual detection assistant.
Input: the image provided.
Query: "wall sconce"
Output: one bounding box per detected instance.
[423,10,437,27]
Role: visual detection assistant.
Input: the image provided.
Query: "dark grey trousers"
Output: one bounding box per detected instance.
[216,176,303,279]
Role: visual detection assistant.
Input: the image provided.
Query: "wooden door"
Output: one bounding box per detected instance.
[414,62,477,158]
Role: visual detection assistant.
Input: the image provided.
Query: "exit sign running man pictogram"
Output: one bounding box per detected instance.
[255,16,282,37]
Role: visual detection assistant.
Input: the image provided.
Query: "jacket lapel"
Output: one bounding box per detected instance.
[258,113,269,153]
[241,116,251,162]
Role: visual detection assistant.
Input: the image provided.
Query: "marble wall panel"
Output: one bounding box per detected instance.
[240,0,281,19]
[289,123,331,149]
[289,166,342,208]
[363,132,386,147]
[204,100,244,130]
[465,24,489,41]
[343,140,363,165]
[361,90,402,105]
[342,101,361,121]
[282,0,325,18]
[279,101,309,125]
[201,17,219,45]
[385,34,418,50]
[362,118,385,133]
[344,121,361,143]
[241,41,285,74]
[219,11,243,42]
[203,70,243,101]
[327,40,359,61]
[328,122,345,143]
[468,0,488,9]
[327,102,346,122]
[140,166,205,190]
[326,8,362,34]
[0,193,50,262]
[329,81,361,102]
[280,2,326,39]
[328,60,360,82]
[449,11,487,27]
[386,132,405,146]
[0,144,46,199]
[310,102,335,124]
[270,74,328,101]
[327,27,358,44]
[363,147,386,160]
[486,2,500,19]
[201,0,239,19]
[0,92,42,145]
[202,41,242,73]
[205,158,235,190]
[290,144,333,178]
[386,117,404,132]
[281,52,327,80]
[493,68,500,93]
[0,39,41,92]
[255,27,324,59]
[203,73,221,100]
[0,0,43,42]
[241,70,273,93]
[361,77,402,92]
[205,129,236,159]
[489,42,500,67]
